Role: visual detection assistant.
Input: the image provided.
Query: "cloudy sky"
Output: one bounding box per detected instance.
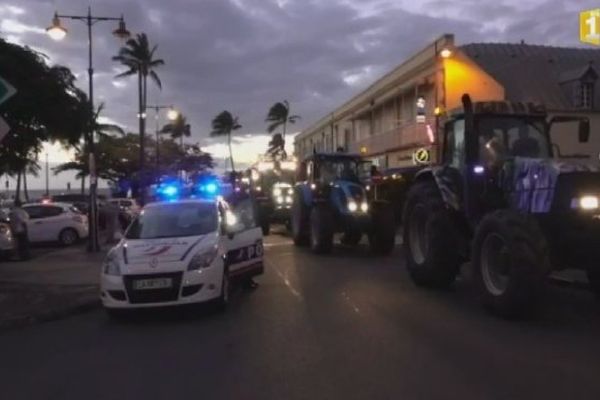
[0,0,596,188]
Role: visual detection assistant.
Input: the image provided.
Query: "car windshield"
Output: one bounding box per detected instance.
[125,202,218,239]
[478,116,550,164]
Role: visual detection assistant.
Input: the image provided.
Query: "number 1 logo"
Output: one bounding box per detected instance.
[580,9,600,45]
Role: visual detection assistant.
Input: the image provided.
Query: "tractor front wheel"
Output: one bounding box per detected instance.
[310,204,334,254]
[291,191,309,246]
[473,210,550,318]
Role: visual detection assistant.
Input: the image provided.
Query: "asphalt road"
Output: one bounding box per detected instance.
[1,229,600,400]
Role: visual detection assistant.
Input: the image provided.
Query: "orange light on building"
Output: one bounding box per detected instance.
[440,48,452,58]
[360,146,368,154]
[434,106,442,116]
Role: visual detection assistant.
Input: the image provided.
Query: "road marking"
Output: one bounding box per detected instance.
[265,259,302,300]
[263,241,293,248]
[341,291,361,315]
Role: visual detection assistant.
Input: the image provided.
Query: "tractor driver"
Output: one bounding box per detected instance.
[481,129,507,170]
[511,125,540,158]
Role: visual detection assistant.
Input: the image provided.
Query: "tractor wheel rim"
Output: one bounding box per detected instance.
[481,233,510,296]
[408,204,428,265]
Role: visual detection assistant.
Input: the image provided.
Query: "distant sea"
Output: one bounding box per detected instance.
[1,188,113,201]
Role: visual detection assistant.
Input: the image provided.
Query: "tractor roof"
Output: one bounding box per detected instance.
[450,100,547,118]
[303,152,364,162]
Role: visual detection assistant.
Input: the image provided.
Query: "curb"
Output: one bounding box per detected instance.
[0,295,101,331]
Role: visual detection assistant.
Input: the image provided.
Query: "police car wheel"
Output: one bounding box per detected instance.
[216,268,230,310]
[59,228,79,246]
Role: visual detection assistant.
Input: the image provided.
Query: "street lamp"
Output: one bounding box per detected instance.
[47,7,130,253]
[147,105,179,169]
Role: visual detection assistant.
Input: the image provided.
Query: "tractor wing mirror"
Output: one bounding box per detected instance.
[579,119,590,143]
[549,116,590,143]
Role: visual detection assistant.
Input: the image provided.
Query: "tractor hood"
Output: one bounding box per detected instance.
[503,157,600,213]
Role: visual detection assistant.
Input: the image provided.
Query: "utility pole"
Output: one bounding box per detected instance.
[45,152,49,196]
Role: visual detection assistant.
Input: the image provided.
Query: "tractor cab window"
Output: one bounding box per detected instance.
[477,117,549,168]
[317,159,360,183]
[445,118,465,168]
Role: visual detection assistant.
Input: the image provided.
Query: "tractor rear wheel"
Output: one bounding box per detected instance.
[291,190,309,246]
[587,268,600,297]
[368,202,395,255]
[473,210,550,318]
[403,181,461,288]
[310,204,334,254]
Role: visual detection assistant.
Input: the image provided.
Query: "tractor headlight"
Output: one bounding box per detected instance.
[360,202,369,213]
[188,246,219,270]
[286,196,293,204]
[276,196,284,204]
[348,201,358,212]
[103,256,121,276]
[273,188,282,196]
[574,195,599,210]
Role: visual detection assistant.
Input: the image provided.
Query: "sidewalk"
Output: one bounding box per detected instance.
[0,244,108,330]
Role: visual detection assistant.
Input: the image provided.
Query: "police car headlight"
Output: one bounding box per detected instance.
[273,188,282,196]
[572,195,599,210]
[188,246,219,270]
[103,256,121,276]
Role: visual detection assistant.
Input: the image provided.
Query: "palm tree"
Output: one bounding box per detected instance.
[160,114,191,150]
[210,111,241,172]
[93,103,125,138]
[112,33,164,203]
[266,100,300,148]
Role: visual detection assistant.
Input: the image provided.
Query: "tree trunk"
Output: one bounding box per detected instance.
[23,169,29,202]
[15,170,21,203]
[282,121,287,159]
[81,175,86,194]
[228,132,235,172]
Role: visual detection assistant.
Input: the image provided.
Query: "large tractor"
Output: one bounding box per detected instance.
[400,94,599,317]
[291,152,395,255]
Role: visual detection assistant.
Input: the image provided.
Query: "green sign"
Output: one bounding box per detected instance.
[0,76,17,105]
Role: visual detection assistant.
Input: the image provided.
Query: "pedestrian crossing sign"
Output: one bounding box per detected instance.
[580,9,600,46]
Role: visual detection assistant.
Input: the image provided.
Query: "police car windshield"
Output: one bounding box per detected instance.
[125,203,218,239]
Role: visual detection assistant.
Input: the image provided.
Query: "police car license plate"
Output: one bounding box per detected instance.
[133,278,172,290]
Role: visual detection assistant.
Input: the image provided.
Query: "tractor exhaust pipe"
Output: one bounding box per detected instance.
[462,93,475,137]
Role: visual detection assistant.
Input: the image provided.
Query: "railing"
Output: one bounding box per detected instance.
[349,117,437,155]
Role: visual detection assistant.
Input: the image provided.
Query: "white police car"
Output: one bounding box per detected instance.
[100,197,263,316]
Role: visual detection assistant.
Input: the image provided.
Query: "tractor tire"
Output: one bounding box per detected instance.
[586,268,600,297]
[341,230,362,246]
[291,190,309,246]
[473,210,550,318]
[310,204,334,254]
[402,181,461,288]
[368,202,396,255]
[260,219,271,236]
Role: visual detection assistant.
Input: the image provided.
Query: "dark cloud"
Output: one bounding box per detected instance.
[1,0,588,158]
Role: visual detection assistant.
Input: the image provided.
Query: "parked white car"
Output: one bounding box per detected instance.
[23,202,89,245]
[0,212,15,259]
[101,197,263,316]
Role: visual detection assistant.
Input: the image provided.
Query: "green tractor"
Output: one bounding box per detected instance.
[291,153,395,255]
[400,94,599,317]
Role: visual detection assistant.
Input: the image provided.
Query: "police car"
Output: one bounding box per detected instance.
[100,194,263,316]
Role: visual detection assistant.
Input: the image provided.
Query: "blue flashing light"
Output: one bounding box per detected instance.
[156,182,181,201]
[204,182,218,194]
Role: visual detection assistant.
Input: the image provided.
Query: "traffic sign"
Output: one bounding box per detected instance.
[0,76,17,105]
[412,148,431,165]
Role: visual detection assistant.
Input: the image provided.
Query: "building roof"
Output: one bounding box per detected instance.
[460,43,600,110]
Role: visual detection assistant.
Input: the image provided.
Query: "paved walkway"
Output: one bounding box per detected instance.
[0,244,107,329]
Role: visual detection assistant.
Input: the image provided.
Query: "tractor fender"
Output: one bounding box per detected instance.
[414,167,462,211]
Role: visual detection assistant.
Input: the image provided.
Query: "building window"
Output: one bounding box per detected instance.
[578,81,595,109]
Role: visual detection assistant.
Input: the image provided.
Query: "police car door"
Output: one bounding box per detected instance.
[223,198,264,279]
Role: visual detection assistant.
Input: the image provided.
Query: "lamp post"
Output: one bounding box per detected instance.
[47,7,130,252]
[146,104,178,169]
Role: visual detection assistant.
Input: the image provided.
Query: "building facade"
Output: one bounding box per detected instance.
[295,34,600,168]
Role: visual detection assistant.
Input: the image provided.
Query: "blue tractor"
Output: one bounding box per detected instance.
[291,153,395,254]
